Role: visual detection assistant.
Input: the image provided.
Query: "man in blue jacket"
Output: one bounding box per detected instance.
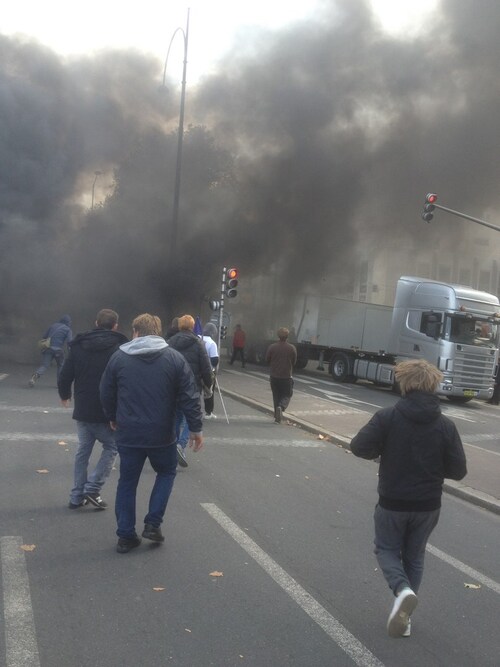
[29,315,73,386]
[58,309,128,510]
[100,313,203,554]
[350,359,466,638]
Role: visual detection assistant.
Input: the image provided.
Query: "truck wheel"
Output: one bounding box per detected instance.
[330,353,354,382]
[447,396,473,404]
[294,357,308,369]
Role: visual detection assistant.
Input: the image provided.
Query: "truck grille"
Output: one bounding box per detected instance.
[452,349,496,389]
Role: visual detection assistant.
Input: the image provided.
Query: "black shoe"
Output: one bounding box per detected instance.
[274,406,282,424]
[84,493,108,509]
[142,524,165,543]
[68,499,88,510]
[176,445,188,468]
[116,536,141,554]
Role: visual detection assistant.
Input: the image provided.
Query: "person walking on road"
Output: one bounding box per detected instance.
[229,324,246,367]
[99,313,203,554]
[350,359,467,638]
[202,322,219,419]
[58,309,128,510]
[266,327,297,424]
[167,314,213,467]
[29,315,73,387]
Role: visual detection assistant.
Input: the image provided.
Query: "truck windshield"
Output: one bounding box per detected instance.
[446,315,499,348]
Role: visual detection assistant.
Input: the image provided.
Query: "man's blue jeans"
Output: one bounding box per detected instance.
[36,349,65,379]
[70,422,117,504]
[115,444,177,539]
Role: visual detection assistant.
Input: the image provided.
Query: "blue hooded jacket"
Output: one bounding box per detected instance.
[43,315,72,350]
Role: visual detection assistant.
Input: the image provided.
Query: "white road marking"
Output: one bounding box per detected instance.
[314,387,382,409]
[462,442,500,457]
[0,404,68,414]
[0,433,77,442]
[426,543,500,594]
[441,407,477,423]
[201,503,384,667]
[0,374,9,381]
[206,437,325,448]
[1,536,41,667]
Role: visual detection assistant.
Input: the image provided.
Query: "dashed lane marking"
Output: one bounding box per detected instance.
[201,503,385,667]
[1,536,41,667]
[426,543,500,594]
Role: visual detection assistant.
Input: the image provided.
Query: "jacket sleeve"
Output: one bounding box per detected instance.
[57,349,75,400]
[443,421,467,480]
[177,357,203,433]
[99,356,118,421]
[199,342,214,388]
[350,411,386,460]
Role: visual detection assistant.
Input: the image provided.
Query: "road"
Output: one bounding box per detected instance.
[0,361,499,667]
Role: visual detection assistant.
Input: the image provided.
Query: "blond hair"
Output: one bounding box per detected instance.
[132,313,162,337]
[178,314,195,331]
[277,327,289,341]
[394,359,443,395]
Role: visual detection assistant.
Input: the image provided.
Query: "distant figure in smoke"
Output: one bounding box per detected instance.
[29,315,73,387]
[266,327,297,424]
[350,359,467,638]
[229,324,246,367]
[202,322,219,419]
[167,315,213,468]
[58,309,128,510]
[165,317,180,341]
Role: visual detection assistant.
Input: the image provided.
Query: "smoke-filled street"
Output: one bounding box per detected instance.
[1,362,499,667]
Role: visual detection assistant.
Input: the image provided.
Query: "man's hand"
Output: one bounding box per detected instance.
[189,433,204,452]
[61,399,71,408]
[109,421,117,431]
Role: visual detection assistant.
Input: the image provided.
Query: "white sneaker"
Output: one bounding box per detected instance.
[205,413,217,420]
[402,619,411,638]
[387,588,418,638]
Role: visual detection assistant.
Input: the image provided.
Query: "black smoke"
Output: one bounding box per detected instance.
[1,0,500,353]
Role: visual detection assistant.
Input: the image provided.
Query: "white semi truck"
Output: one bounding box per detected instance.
[248,276,500,402]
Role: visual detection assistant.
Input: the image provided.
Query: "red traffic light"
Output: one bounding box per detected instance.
[426,193,437,204]
[227,268,238,280]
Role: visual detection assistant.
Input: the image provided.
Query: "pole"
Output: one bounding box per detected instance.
[432,203,500,233]
[215,376,230,424]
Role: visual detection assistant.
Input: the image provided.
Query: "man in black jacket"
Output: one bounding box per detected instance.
[167,314,213,467]
[58,309,128,510]
[350,359,467,639]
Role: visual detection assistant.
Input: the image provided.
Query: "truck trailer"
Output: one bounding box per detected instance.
[247,276,500,402]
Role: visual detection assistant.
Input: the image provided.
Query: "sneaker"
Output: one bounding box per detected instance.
[28,373,39,388]
[387,588,418,638]
[84,493,108,509]
[116,536,141,554]
[176,445,188,468]
[205,413,217,420]
[142,523,165,543]
[68,499,88,510]
[402,619,411,638]
[274,406,282,424]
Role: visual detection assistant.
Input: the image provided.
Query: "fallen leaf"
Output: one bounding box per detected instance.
[20,544,36,552]
[464,583,481,589]
[58,441,67,446]
[152,587,165,592]
[210,571,224,577]
[185,628,192,633]
[275,474,280,478]
[36,469,49,474]
[43,410,49,414]
[317,434,325,440]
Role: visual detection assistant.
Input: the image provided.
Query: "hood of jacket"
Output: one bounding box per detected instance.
[70,328,128,352]
[167,330,200,353]
[119,335,168,361]
[395,391,442,424]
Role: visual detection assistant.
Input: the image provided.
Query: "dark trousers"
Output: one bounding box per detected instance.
[270,377,294,411]
[374,504,440,595]
[230,347,245,366]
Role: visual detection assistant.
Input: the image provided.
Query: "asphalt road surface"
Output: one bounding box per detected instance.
[1,362,499,667]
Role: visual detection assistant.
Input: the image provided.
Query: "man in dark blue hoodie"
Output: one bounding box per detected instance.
[100,313,203,554]
[350,359,466,639]
[29,314,72,386]
[58,309,128,510]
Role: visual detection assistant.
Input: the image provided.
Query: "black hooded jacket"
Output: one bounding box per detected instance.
[350,391,467,511]
[167,330,213,391]
[58,328,128,422]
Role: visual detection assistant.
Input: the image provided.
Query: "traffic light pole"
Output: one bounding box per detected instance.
[217,267,227,353]
[430,203,500,233]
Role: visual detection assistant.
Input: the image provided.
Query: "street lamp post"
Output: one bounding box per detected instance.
[162,8,190,260]
[91,170,102,210]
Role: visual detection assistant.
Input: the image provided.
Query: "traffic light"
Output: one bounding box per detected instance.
[422,193,438,222]
[226,267,239,298]
[220,325,228,339]
[209,299,221,311]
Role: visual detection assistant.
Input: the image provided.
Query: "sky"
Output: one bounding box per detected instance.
[1,0,438,82]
